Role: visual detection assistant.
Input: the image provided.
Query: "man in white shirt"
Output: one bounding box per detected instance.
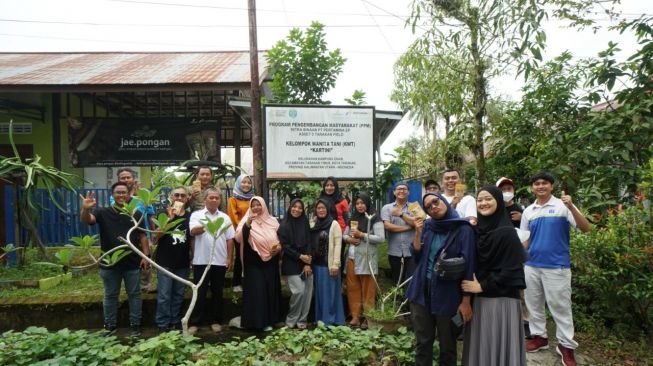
[187,187,235,335]
[441,169,477,224]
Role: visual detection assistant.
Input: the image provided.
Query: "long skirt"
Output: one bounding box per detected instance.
[313,265,345,326]
[463,296,526,366]
[241,257,281,330]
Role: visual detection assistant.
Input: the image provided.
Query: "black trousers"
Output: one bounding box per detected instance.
[190,265,226,325]
[388,255,415,286]
[410,301,461,366]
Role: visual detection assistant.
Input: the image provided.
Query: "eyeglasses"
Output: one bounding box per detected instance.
[425,197,441,210]
[395,187,408,191]
[113,191,129,195]
[173,193,188,198]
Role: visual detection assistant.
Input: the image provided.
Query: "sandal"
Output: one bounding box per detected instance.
[360,318,369,330]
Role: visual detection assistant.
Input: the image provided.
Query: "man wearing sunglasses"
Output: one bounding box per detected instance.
[151,186,193,333]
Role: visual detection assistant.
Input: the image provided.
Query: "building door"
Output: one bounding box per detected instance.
[0,144,33,245]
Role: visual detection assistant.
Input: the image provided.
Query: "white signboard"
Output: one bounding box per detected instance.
[265,105,374,179]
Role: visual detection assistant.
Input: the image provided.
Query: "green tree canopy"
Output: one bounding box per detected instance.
[407,0,620,184]
[265,21,346,104]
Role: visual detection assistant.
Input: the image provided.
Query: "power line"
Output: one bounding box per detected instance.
[0,32,222,48]
[108,0,410,18]
[0,18,406,29]
[360,0,396,54]
[0,31,411,54]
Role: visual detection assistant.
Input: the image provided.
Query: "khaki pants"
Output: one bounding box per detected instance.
[345,259,376,318]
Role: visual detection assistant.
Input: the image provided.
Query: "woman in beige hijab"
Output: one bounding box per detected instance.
[235,196,282,331]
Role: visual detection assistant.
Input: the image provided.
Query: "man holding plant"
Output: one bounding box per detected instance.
[188,187,235,335]
[152,186,193,333]
[113,167,156,293]
[80,181,149,337]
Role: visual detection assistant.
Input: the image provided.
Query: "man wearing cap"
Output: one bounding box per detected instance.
[441,169,477,224]
[520,172,591,366]
[496,177,524,228]
[497,176,531,338]
[381,182,416,286]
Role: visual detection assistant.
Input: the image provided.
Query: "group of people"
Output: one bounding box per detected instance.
[79,169,378,336]
[81,166,590,366]
[407,170,590,366]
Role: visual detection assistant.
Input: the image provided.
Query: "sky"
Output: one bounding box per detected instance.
[1,0,652,161]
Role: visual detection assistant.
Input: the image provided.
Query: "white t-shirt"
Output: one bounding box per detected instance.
[443,193,477,219]
[189,208,235,266]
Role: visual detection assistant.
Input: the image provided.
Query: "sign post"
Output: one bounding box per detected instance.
[264,105,375,180]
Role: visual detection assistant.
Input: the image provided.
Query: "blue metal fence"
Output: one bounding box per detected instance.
[3,186,291,246]
[2,182,413,246]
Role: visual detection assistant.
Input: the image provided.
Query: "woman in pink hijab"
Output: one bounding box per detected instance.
[235,196,282,331]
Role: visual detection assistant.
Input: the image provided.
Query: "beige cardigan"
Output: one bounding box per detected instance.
[327,221,343,270]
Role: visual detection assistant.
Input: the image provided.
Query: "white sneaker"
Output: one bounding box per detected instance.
[263,326,273,332]
[211,323,223,333]
[187,326,198,335]
[232,286,243,293]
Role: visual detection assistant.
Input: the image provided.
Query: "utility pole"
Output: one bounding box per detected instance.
[248,0,264,196]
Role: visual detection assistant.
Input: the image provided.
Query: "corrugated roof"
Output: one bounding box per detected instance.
[0,52,268,91]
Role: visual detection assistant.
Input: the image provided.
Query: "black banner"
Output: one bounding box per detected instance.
[68,118,219,167]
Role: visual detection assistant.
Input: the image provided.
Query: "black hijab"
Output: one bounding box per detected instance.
[277,198,311,250]
[476,185,514,238]
[349,192,380,233]
[311,198,335,233]
[475,185,525,288]
[319,176,345,204]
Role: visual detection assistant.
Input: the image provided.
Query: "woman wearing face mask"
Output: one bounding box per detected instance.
[278,199,313,329]
[228,175,255,292]
[343,192,384,329]
[319,176,350,232]
[311,198,345,325]
[461,185,527,366]
[235,196,282,331]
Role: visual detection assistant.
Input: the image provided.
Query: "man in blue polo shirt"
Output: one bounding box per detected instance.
[520,172,591,366]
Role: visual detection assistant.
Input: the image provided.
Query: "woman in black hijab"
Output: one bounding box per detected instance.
[319,176,350,232]
[278,199,313,329]
[461,185,526,366]
[310,198,345,325]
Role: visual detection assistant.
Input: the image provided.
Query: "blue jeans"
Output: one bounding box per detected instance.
[156,267,189,329]
[99,267,142,328]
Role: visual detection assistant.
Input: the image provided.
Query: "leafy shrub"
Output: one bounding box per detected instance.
[121,331,199,366]
[0,325,418,365]
[571,204,653,335]
[197,323,416,365]
[0,327,126,366]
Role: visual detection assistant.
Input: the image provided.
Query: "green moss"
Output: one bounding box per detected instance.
[0,263,62,281]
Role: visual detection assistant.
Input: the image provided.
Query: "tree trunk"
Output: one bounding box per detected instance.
[468,8,487,186]
[20,208,50,260]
